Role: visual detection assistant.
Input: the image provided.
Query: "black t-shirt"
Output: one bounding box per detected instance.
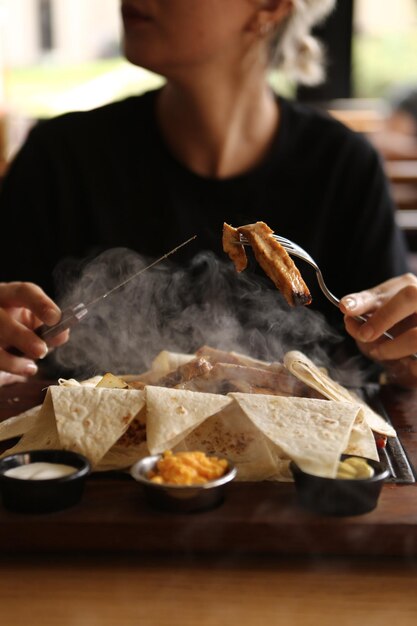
[0,88,410,371]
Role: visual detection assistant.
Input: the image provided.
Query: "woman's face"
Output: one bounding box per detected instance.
[121,0,264,76]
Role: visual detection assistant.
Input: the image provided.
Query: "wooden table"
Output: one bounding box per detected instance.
[1,553,417,626]
[1,379,417,625]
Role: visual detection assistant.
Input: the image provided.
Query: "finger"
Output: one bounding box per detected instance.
[340,290,381,317]
[344,315,379,343]
[369,327,417,361]
[0,351,38,378]
[359,285,417,342]
[0,371,29,387]
[343,316,382,360]
[343,285,417,344]
[340,274,417,317]
[0,309,48,360]
[0,282,61,326]
[344,315,375,344]
[345,314,417,364]
[47,329,70,349]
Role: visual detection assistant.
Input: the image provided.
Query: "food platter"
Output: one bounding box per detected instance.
[0,370,417,557]
[0,348,399,480]
[2,220,416,556]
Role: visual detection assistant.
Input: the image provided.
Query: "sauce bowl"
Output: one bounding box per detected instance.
[131,454,237,513]
[290,455,390,516]
[0,449,91,513]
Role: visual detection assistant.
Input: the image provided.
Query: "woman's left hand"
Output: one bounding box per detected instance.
[340,273,417,388]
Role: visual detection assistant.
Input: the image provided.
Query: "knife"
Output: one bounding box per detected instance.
[7,235,197,356]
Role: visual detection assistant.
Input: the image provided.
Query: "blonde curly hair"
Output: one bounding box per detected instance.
[271,0,336,86]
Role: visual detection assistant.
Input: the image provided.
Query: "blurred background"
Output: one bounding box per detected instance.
[0,0,162,163]
[0,0,416,153]
[0,0,417,245]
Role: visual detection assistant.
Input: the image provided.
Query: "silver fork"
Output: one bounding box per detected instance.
[239,233,417,360]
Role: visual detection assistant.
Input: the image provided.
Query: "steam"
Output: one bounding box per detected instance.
[49,248,360,380]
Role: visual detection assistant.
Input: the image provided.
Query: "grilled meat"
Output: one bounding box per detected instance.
[152,357,213,388]
[222,222,248,272]
[224,221,312,307]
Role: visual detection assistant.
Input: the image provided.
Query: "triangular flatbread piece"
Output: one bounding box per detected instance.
[1,389,59,457]
[96,406,149,471]
[51,386,145,466]
[231,393,361,478]
[344,410,378,460]
[145,386,232,453]
[0,404,42,443]
[284,350,396,437]
[176,401,278,481]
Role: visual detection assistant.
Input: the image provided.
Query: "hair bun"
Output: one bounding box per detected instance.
[271,0,335,86]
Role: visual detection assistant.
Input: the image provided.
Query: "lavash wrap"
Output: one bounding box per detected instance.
[284,350,396,438]
[0,349,395,478]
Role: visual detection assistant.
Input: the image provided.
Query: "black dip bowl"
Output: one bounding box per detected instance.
[0,449,91,514]
[290,455,390,516]
[131,454,237,513]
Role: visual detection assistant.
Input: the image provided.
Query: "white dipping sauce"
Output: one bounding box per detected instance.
[4,462,77,480]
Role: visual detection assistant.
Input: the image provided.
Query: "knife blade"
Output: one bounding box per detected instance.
[7,235,197,355]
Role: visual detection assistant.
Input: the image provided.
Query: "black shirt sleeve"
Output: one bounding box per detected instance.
[0,123,62,295]
[329,135,409,293]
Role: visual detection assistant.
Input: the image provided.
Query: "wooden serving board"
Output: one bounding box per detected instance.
[1,380,417,557]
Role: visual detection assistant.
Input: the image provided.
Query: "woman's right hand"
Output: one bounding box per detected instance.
[0,282,69,385]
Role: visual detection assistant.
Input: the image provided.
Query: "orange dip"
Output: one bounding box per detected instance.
[148,450,228,485]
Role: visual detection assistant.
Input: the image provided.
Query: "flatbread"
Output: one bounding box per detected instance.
[0,404,42,442]
[96,407,149,471]
[145,386,232,453]
[231,393,361,478]
[344,410,378,460]
[0,368,104,443]
[96,441,149,472]
[1,389,60,457]
[284,350,396,437]
[51,386,145,466]
[0,348,384,478]
[175,400,279,481]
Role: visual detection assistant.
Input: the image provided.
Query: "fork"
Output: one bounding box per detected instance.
[239,233,417,360]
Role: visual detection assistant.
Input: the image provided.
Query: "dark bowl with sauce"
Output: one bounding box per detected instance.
[290,455,390,516]
[130,454,237,513]
[0,449,91,513]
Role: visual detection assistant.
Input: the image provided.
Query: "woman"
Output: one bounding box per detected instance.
[0,0,416,387]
